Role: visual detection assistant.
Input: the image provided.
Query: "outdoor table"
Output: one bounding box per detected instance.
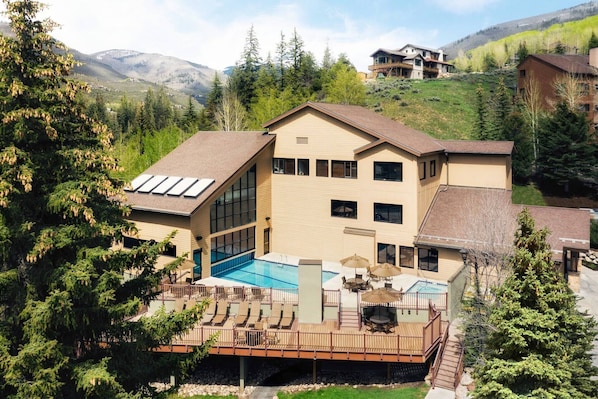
[368,315,391,333]
[346,277,366,291]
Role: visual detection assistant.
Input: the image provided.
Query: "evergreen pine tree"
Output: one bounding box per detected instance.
[0,2,211,397]
[472,209,598,398]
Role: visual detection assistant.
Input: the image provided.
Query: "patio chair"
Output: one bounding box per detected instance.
[234,301,250,326]
[232,286,245,301]
[215,286,227,300]
[200,300,217,325]
[264,329,279,345]
[280,302,294,329]
[251,287,265,301]
[173,297,185,312]
[211,300,229,326]
[245,301,262,327]
[268,302,283,328]
[234,330,247,345]
[342,276,349,289]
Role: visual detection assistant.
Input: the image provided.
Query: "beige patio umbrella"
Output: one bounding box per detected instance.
[361,287,401,304]
[340,253,370,277]
[370,263,402,278]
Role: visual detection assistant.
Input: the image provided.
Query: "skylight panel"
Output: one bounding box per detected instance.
[183,178,215,198]
[152,176,182,195]
[167,177,198,196]
[126,174,153,191]
[137,175,168,193]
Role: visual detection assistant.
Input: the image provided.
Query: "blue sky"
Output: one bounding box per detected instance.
[1,0,592,71]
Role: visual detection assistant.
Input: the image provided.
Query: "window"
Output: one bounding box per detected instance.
[578,83,590,95]
[519,88,525,96]
[210,227,255,263]
[297,159,309,176]
[296,137,308,144]
[378,243,396,265]
[415,59,422,67]
[316,160,328,177]
[579,103,590,112]
[430,160,436,177]
[374,162,402,181]
[418,248,438,272]
[400,246,414,268]
[519,69,526,78]
[273,158,295,174]
[123,236,176,257]
[419,162,426,180]
[331,200,357,219]
[210,165,256,233]
[374,203,402,224]
[332,160,357,178]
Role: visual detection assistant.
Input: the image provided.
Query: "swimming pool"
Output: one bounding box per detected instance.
[214,259,338,289]
[406,280,448,294]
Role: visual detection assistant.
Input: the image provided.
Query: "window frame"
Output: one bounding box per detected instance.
[419,161,426,180]
[331,199,357,219]
[374,203,403,224]
[378,243,396,265]
[418,248,438,272]
[399,246,414,268]
[272,158,295,175]
[430,160,436,177]
[316,159,329,177]
[331,160,357,179]
[374,161,403,182]
[297,158,310,176]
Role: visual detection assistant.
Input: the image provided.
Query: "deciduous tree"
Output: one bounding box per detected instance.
[0,1,211,397]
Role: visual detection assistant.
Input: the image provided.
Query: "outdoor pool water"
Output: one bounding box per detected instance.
[406,280,448,294]
[214,259,338,289]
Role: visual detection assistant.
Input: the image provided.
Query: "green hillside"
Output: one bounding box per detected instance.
[452,15,598,71]
[365,70,516,140]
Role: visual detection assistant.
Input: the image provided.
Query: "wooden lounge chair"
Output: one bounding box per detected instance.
[268,302,283,328]
[280,302,294,329]
[211,300,229,326]
[245,301,261,327]
[264,329,279,345]
[232,286,245,301]
[185,298,197,310]
[234,301,250,326]
[200,300,216,325]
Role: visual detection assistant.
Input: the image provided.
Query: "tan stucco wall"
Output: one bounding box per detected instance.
[268,110,423,265]
[447,154,511,189]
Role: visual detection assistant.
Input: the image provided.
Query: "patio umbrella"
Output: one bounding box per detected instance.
[361,287,401,304]
[340,253,370,277]
[370,263,402,278]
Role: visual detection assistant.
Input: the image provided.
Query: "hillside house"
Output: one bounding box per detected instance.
[517,48,598,130]
[123,102,589,289]
[369,44,453,79]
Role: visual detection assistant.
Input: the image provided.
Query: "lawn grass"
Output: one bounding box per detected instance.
[511,184,547,206]
[277,383,429,399]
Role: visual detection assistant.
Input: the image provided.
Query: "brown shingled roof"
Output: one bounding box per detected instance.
[263,102,446,157]
[528,54,598,76]
[416,185,590,255]
[125,131,275,216]
[440,140,513,155]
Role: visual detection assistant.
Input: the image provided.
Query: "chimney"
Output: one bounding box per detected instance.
[590,47,598,68]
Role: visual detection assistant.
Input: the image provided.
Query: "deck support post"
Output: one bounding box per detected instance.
[312,359,317,383]
[387,362,391,383]
[239,356,247,393]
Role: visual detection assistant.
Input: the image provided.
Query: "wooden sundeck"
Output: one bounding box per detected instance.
[150,284,447,363]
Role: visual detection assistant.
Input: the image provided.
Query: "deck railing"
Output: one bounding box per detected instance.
[158,284,447,312]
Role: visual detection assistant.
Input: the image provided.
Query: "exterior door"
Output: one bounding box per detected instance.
[193,249,202,280]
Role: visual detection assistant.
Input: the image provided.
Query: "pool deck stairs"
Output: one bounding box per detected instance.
[339,308,360,330]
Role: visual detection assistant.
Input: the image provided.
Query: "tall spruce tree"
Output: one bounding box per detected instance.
[537,101,595,194]
[0,1,211,398]
[472,209,598,398]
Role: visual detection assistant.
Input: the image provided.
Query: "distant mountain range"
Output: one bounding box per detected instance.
[442,1,598,58]
[0,1,596,105]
